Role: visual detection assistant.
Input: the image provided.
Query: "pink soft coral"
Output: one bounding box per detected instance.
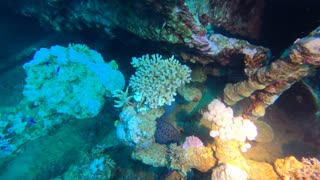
[182,135,204,150]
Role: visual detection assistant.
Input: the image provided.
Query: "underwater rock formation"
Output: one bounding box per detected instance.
[8,0,268,68]
[223,26,320,119]
[3,1,320,179]
[204,0,265,39]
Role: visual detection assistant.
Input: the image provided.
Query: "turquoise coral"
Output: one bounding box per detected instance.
[23,44,125,119]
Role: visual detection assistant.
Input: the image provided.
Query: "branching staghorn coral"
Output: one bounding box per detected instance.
[129,54,191,109]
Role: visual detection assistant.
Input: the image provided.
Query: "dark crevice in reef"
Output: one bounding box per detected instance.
[276,81,317,122]
[260,0,320,59]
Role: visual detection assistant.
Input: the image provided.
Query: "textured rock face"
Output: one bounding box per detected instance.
[8,0,268,67]
[209,0,265,39]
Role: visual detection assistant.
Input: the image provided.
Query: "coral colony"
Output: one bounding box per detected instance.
[0,0,320,179]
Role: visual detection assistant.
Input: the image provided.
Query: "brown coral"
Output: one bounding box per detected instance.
[223,26,320,120]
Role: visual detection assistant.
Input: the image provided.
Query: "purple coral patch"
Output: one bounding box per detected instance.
[182,135,203,150]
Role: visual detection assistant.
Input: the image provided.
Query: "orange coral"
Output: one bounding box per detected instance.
[274,156,320,180]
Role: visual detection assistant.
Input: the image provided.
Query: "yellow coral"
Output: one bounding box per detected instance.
[274,156,320,180]
[168,144,216,175]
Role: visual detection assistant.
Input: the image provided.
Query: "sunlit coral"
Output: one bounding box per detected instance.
[274,156,320,180]
[203,99,257,151]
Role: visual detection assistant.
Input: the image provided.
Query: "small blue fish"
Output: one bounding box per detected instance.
[28,118,36,124]
[45,61,50,66]
[56,66,60,73]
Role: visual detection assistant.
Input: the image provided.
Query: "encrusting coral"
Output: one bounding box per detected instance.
[168,143,216,175]
[129,54,191,110]
[115,106,163,147]
[223,26,320,120]
[211,163,248,180]
[23,44,125,119]
[274,156,320,180]
[131,142,168,168]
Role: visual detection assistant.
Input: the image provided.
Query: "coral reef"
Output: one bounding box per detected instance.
[246,160,278,179]
[168,143,216,175]
[182,135,203,150]
[3,1,320,179]
[203,0,265,39]
[55,146,115,179]
[213,138,250,173]
[203,99,257,152]
[23,44,125,119]
[211,163,248,180]
[223,27,320,119]
[131,143,168,168]
[8,0,269,67]
[274,156,320,180]
[129,54,191,110]
[116,106,163,147]
[177,85,202,102]
[0,44,127,159]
